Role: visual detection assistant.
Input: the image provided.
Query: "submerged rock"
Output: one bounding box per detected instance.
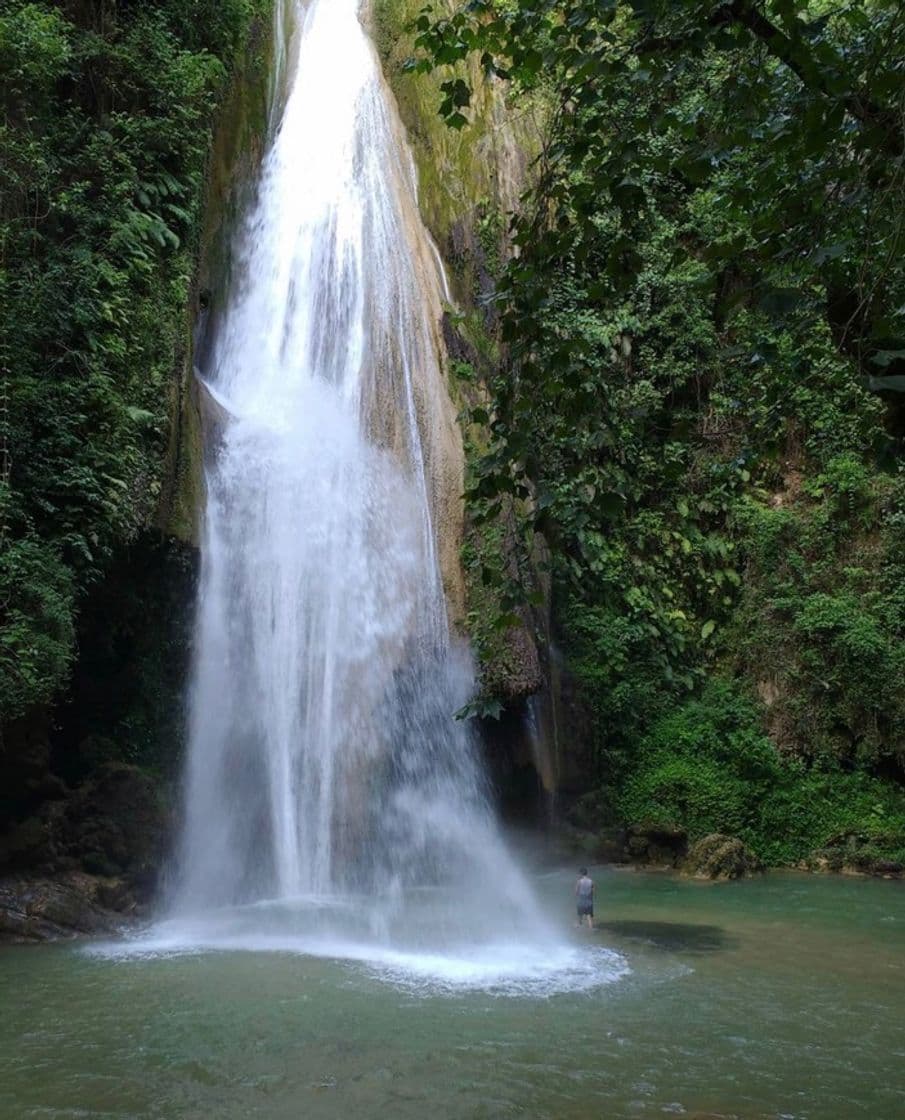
[681,834,763,880]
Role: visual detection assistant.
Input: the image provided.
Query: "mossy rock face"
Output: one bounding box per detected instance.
[373,0,539,262]
[0,710,64,816]
[682,834,764,880]
[0,816,50,870]
[1,760,168,885]
[373,0,555,716]
[554,824,629,864]
[566,788,620,831]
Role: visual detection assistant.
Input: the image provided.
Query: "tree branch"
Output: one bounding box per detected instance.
[721,0,902,156]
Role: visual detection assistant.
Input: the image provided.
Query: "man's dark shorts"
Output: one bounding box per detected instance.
[577,902,593,918]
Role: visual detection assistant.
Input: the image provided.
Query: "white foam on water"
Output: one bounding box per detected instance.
[85,918,629,998]
[360,944,630,997]
[85,890,629,997]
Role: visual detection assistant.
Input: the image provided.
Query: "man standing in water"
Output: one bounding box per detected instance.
[575,867,594,929]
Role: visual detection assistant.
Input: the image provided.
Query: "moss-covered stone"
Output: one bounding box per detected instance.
[58,762,167,878]
[806,829,905,878]
[625,822,690,867]
[682,834,764,880]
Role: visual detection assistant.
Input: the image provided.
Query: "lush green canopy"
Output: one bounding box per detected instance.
[415,0,905,859]
[0,1,265,722]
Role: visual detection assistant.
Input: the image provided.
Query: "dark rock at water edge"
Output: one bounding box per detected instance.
[60,762,167,878]
[558,821,762,878]
[625,822,689,867]
[554,811,902,879]
[871,859,904,877]
[804,830,904,878]
[0,872,138,942]
[0,761,168,939]
[555,823,631,864]
[681,834,764,880]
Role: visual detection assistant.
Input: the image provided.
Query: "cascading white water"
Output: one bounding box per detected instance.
[174,0,537,921]
[156,0,622,990]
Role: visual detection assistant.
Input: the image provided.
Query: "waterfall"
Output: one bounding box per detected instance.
[170,0,552,955]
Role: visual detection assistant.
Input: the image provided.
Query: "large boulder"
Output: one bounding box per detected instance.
[0,761,167,913]
[682,834,763,880]
[0,814,54,870]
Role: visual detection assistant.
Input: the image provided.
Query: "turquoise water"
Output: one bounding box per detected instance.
[1,868,903,1119]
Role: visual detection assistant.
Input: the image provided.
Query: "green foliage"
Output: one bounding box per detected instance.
[0,3,71,94]
[0,0,267,723]
[617,681,905,865]
[458,373,544,707]
[414,0,905,385]
[413,0,904,611]
[460,516,515,698]
[0,537,74,717]
[727,468,905,772]
[415,0,905,861]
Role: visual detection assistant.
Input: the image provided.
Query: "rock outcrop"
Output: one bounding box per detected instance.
[0,873,132,942]
[681,834,763,880]
[805,830,904,878]
[556,817,690,867]
[56,762,167,880]
[0,762,166,877]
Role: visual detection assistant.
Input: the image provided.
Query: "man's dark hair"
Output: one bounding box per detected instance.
[579,867,588,876]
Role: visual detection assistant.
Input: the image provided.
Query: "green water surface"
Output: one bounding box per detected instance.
[1,869,903,1120]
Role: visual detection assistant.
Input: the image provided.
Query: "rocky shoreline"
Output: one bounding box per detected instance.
[0,872,143,942]
[556,820,905,881]
[0,760,166,943]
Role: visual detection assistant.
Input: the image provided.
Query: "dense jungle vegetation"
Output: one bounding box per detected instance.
[0,1,267,746]
[2,0,903,878]
[415,0,905,866]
